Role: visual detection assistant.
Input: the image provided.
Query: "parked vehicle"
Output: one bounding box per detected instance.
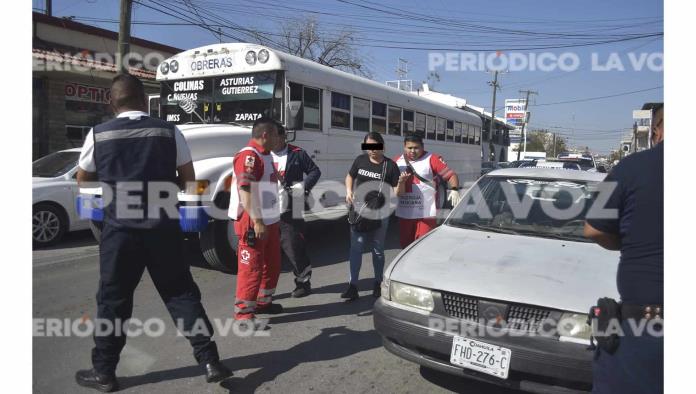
[374,167,617,392]
[32,149,89,246]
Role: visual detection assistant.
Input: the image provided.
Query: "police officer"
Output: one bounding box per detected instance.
[74,74,230,391]
[584,103,664,393]
[271,123,321,297]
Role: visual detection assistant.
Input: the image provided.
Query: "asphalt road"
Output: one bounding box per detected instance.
[33,219,519,394]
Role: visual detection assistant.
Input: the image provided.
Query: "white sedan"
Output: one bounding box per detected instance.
[32,148,88,246]
[374,168,619,392]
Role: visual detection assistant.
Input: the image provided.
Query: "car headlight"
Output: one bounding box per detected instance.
[258,49,269,63]
[390,281,434,311]
[558,313,592,344]
[245,50,257,65]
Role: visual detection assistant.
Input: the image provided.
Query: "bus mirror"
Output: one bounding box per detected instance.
[286,100,302,130]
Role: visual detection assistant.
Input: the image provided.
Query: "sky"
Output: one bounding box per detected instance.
[34,0,664,154]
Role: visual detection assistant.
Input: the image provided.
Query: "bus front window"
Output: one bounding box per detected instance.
[160,71,282,125]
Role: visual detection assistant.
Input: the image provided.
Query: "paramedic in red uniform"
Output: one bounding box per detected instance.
[394,135,462,248]
[228,117,283,326]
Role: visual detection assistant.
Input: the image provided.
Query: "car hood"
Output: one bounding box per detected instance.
[389,225,620,313]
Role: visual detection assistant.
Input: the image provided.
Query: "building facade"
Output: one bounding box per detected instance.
[32,12,180,159]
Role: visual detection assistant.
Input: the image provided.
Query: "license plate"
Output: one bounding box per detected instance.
[450,336,511,379]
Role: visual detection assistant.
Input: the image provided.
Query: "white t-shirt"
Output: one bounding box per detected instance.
[78,111,192,172]
[271,146,289,212]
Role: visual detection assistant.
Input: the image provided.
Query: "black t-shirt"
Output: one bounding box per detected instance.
[349,154,400,208]
[587,142,663,304]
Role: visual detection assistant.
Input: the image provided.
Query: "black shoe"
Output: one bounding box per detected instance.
[205,361,232,383]
[75,369,118,392]
[341,284,359,301]
[373,281,382,298]
[292,282,312,298]
[256,303,284,315]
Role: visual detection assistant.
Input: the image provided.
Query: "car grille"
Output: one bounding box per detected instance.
[441,291,552,332]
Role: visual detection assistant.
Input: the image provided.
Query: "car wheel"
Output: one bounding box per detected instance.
[200,218,238,274]
[33,203,67,247]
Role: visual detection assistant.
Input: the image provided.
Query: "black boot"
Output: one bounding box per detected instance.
[75,369,118,392]
[204,361,232,383]
[292,281,312,298]
[341,284,359,301]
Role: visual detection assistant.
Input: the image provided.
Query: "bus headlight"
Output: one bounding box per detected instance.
[245,50,257,65]
[160,61,169,74]
[558,313,592,344]
[170,60,179,73]
[390,282,434,311]
[258,49,269,63]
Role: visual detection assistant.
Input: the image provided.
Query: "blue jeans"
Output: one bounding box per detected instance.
[348,217,390,286]
[592,320,663,394]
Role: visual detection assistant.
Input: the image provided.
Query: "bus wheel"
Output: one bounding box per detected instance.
[200,218,238,274]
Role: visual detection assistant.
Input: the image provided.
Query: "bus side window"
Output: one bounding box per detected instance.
[455,121,462,143]
[403,110,414,135]
[426,115,436,140]
[446,120,454,142]
[415,112,426,138]
[436,117,446,141]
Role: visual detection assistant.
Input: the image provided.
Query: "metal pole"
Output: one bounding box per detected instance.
[117,0,133,74]
[517,90,537,160]
[46,0,52,16]
[488,70,499,162]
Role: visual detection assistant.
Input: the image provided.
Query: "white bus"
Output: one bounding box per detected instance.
[154,42,483,271]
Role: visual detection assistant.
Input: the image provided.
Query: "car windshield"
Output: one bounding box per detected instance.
[446,176,601,242]
[33,151,79,178]
[159,71,283,125]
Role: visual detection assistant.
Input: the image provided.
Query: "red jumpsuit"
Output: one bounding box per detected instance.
[231,140,281,320]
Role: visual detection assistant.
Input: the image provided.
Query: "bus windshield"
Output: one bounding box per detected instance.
[160,71,283,125]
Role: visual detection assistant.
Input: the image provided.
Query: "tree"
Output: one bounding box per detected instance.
[257,16,371,78]
[513,129,568,157]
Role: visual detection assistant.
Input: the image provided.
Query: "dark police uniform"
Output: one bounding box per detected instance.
[78,111,219,376]
[586,142,663,394]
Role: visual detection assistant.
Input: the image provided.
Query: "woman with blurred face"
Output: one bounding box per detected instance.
[342,132,408,300]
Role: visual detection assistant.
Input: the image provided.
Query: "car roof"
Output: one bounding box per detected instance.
[486,167,607,182]
[61,148,83,153]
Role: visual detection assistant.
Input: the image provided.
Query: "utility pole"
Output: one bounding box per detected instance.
[517,89,538,160]
[487,70,503,161]
[46,0,52,16]
[552,132,556,157]
[117,0,133,74]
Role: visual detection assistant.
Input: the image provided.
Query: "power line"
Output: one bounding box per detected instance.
[530,86,662,106]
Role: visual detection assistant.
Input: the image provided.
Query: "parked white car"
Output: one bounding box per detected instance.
[374,168,619,392]
[32,148,88,246]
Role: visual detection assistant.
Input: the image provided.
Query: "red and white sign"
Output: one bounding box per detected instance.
[65,82,111,104]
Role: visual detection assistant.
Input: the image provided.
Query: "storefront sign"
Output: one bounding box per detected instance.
[65,82,110,104]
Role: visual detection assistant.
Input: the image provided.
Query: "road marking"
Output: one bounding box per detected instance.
[33,252,100,268]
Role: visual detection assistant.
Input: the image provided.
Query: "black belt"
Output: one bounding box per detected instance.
[621,304,663,321]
